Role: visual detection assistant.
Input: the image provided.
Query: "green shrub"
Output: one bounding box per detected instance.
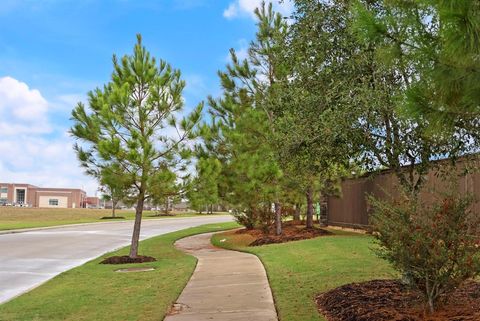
[370,191,480,312]
[232,205,274,233]
[232,209,256,230]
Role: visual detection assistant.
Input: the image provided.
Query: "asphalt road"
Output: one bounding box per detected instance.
[0,215,233,304]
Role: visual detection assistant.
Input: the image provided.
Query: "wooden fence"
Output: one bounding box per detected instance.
[326,158,480,229]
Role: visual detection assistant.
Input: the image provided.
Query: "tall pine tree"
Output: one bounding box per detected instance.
[71,35,201,258]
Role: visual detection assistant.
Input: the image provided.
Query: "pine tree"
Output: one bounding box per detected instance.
[286,0,474,201]
[70,35,201,258]
[197,3,288,234]
[187,157,221,213]
[352,0,480,135]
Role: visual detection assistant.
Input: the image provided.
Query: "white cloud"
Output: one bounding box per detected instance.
[0,134,98,195]
[0,76,98,195]
[223,3,238,18]
[0,76,51,135]
[223,0,294,20]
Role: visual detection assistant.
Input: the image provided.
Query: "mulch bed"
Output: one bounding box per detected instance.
[100,216,126,220]
[100,255,157,264]
[316,279,480,321]
[236,223,331,246]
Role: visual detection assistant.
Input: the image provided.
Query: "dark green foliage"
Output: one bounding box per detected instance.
[289,0,474,198]
[352,0,480,134]
[187,157,221,213]
[281,0,370,226]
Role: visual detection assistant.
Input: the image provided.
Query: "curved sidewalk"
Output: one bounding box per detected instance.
[164,232,278,321]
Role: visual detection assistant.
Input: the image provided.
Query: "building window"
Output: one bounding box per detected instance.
[0,187,7,193]
[49,199,59,206]
[0,198,7,205]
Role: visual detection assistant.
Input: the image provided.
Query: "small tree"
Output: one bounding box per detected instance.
[149,166,178,215]
[99,163,130,218]
[370,188,480,312]
[71,35,201,258]
[187,157,221,214]
[99,185,123,218]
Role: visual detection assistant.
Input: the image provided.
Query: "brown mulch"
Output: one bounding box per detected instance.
[236,223,332,246]
[100,255,157,264]
[316,279,480,321]
[99,216,126,220]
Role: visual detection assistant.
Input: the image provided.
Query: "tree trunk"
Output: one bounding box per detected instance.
[274,202,282,235]
[306,186,314,229]
[164,198,169,215]
[111,199,117,218]
[294,203,301,221]
[129,195,145,258]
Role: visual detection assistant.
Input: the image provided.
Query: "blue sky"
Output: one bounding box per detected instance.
[0,0,293,195]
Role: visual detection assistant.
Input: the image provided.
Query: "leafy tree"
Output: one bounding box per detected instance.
[71,35,201,258]
[149,166,178,215]
[277,0,360,228]
[99,163,130,218]
[287,0,474,203]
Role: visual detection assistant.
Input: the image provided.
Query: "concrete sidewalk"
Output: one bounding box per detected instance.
[164,232,278,321]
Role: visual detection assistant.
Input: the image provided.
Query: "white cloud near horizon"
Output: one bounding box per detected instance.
[0,76,98,195]
[0,76,51,135]
[223,0,294,20]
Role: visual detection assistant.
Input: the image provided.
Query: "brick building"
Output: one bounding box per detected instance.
[85,196,100,209]
[0,183,87,208]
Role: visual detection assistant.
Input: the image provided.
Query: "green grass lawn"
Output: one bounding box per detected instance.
[212,228,396,321]
[0,222,240,321]
[0,207,227,231]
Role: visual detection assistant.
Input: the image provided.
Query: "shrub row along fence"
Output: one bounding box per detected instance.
[326,158,480,229]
